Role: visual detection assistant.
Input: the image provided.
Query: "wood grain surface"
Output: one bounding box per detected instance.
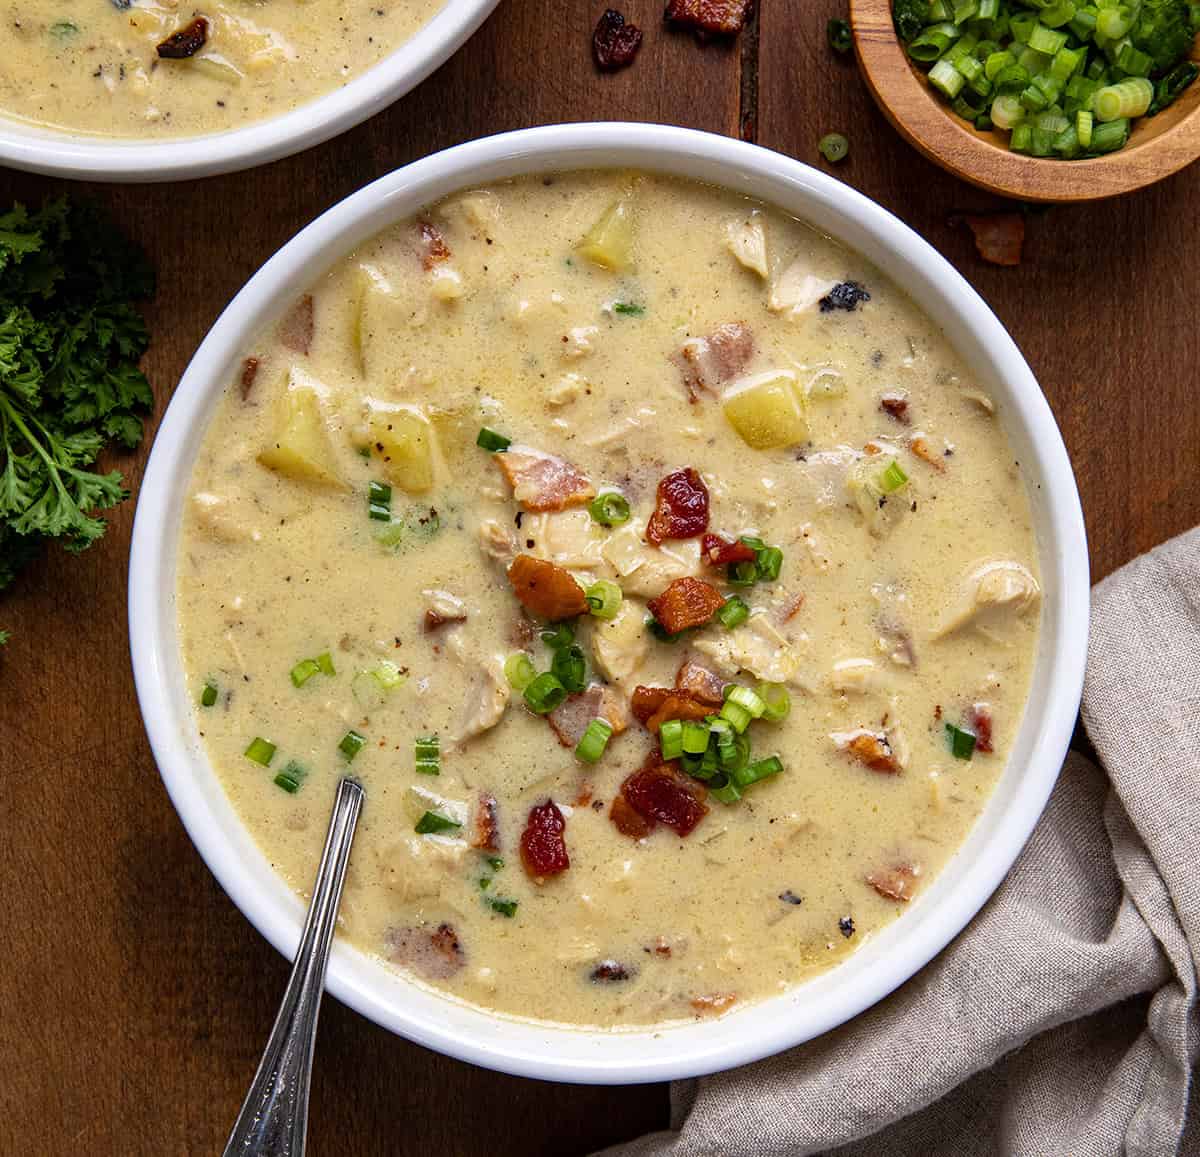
[1,1,1197,1153]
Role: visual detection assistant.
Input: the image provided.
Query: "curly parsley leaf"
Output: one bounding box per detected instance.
[0,199,153,590]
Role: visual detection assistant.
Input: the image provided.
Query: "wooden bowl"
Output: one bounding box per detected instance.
[851,0,1200,201]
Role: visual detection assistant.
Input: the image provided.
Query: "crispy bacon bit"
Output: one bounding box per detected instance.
[239,357,260,402]
[573,782,595,808]
[157,16,208,58]
[866,863,921,902]
[908,435,947,473]
[520,799,570,880]
[631,685,672,725]
[834,728,901,773]
[590,959,632,982]
[778,593,806,622]
[649,937,673,958]
[880,392,910,424]
[278,294,314,356]
[645,467,709,545]
[674,322,754,401]
[610,793,655,839]
[547,684,628,748]
[418,220,451,270]
[665,0,752,36]
[701,532,757,566]
[819,281,871,312]
[469,793,500,852]
[954,212,1025,267]
[507,554,588,622]
[648,576,725,635]
[618,754,708,836]
[969,702,994,753]
[690,992,738,1016]
[675,659,725,705]
[593,8,643,70]
[495,445,596,512]
[645,694,712,734]
[424,608,468,632]
[385,922,465,980]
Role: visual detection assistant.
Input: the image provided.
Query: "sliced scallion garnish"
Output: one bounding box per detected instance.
[550,644,587,693]
[244,737,276,766]
[575,718,614,763]
[274,760,308,794]
[487,897,518,917]
[338,729,366,761]
[681,720,710,756]
[367,480,392,522]
[660,718,685,761]
[585,579,623,620]
[290,658,321,688]
[716,595,750,629]
[415,810,461,835]
[757,682,791,722]
[415,734,440,776]
[588,491,631,527]
[523,672,567,715]
[476,427,511,452]
[200,681,218,708]
[946,722,978,760]
[731,755,784,789]
[504,652,536,691]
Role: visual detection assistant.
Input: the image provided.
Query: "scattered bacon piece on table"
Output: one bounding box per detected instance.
[157,16,208,58]
[674,322,754,401]
[675,659,726,705]
[592,8,643,70]
[495,446,596,512]
[616,753,709,836]
[690,992,738,1016]
[866,863,922,902]
[520,799,570,880]
[909,435,948,473]
[385,922,466,980]
[547,684,629,748]
[664,0,753,36]
[278,294,314,355]
[469,793,500,852]
[969,702,995,753]
[954,212,1025,267]
[648,576,725,634]
[239,357,259,402]
[506,554,589,622]
[880,392,910,424]
[834,729,901,773]
[418,220,451,270]
[645,467,709,545]
[701,532,757,566]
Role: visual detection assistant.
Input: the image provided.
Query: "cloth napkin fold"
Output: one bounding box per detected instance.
[602,528,1200,1157]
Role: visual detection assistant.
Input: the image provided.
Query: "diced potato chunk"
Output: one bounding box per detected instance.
[577,199,635,271]
[366,401,439,493]
[257,371,346,490]
[721,370,808,450]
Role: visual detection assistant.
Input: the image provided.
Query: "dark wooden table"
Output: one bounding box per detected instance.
[2,2,1196,1153]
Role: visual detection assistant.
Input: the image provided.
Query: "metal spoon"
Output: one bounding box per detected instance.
[223,776,365,1157]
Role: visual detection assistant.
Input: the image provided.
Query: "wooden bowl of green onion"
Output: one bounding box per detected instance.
[851,0,1200,200]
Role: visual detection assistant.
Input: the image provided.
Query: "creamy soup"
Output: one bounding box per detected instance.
[177,172,1041,1028]
[0,0,441,138]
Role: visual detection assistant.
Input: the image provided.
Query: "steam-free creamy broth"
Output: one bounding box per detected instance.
[178,172,1041,1027]
[1,0,441,138]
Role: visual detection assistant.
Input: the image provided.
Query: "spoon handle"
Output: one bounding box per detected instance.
[223,777,365,1157]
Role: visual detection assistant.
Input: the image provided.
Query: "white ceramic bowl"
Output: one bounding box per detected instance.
[129,122,1089,1084]
[0,0,498,182]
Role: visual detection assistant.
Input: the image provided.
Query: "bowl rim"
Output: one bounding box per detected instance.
[129,121,1090,1084]
[850,0,1200,202]
[0,0,499,182]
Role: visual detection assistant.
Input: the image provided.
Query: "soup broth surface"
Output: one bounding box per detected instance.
[178,172,1041,1027]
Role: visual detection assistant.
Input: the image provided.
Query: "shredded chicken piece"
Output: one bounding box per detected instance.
[768,258,839,317]
[866,863,922,902]
[828,658,878,694]
[602,522,702,599]
[936,559,1041,638]
[694,615,808,686]
[590,599,649,688]
[724,212,768,278]
[422,589,467,632]
[450,657,510,745]
[477,517,517,564]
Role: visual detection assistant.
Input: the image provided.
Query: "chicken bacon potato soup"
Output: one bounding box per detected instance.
[178,172,1042,1027]
[1,0,441,138]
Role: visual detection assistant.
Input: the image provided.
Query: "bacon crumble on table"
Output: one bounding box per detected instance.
[664,0,753,37]
[592,8,643,70]
[701,532,757,567]
[612,753,709,837]
[953,212,1025,267]
[495,445,596,512]
[673,322,754,401]
[469,793,500,852]
[418,220,451,270]
[506,554,589,622]
[866,863,922,902]
[647,576,726,635]
[520,799,570,880]
[645,467,709,545]
[278,294,314,355]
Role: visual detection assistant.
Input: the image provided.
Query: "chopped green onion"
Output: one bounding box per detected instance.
[731,754,784,789]
[575,718,614,763]
[930,58,967,97]
[244,737,276,766]
[725,683,767,718]
[612,301,645,316]
[274,760,307,794]
[479,876,492,890]
[316,652,336,677]
[476,427,511,452]
[660,718,685,761]
[485,855,504,870]
[719,700,753,734]
[588,491,631,526]
[681,720,711,755]
[1149,62,1199,115]
[1076,108,1094,146]
[946,722,978,760]
[487,897,519,917]
[818,132,850,162]
[504,652,537,691]
[879,458,909,493]
[290,658,321,687]
[523,672,567,715]
[415,810,461,835]
[756,682,791,722]
[708,772,742,804]
[415,734,440,776]
[367,480,392,522]
[338,729,366,761]
[200,681,218,708]
[1089,116,1130,151]
[585,579,623,619]
[721,731,751,773]
[551,643,587,693]
[755,546,783,582]
[827,17,853,53]
[727,559,759,587]
[716,595,750,630]
[540,622,575,650]
[1027,22,1068,53]
[1094,76,1152,119]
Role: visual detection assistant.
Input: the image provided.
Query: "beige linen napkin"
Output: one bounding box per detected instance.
[602,528,1200,1157]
